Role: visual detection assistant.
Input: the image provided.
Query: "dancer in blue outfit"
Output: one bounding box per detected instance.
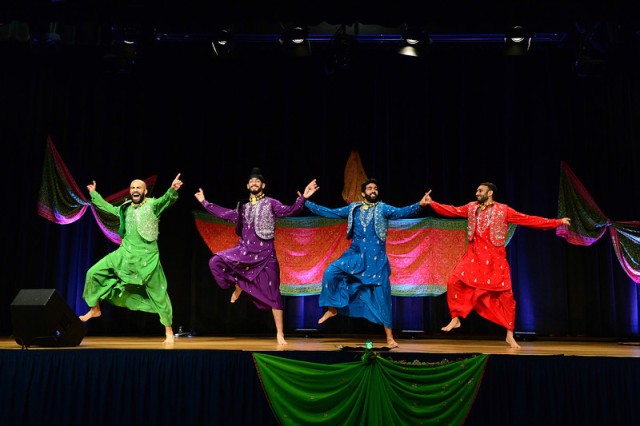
[305,178,430,347]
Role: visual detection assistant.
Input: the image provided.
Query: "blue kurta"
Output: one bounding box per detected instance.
[305,200,422,328]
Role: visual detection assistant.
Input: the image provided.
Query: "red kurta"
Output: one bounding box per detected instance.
[430,201,563,330]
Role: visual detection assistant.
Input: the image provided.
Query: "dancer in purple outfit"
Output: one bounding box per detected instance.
[195,168,319,345]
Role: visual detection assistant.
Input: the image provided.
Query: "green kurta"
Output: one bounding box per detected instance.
[83,187,178,326]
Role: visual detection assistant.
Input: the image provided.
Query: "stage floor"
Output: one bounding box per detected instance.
[2,335,639,426]
[2,335,639,357]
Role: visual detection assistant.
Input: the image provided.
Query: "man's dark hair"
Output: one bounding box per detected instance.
[480,182,497,194]
[361,178,379,193]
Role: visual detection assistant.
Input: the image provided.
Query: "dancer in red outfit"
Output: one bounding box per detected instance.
[424,183,571,349]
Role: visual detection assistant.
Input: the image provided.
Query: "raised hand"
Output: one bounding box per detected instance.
[303,179,320,199]
[194,187,205,203]
[420,189,432,207]
[87,180,97,193]
[172,173,183,191]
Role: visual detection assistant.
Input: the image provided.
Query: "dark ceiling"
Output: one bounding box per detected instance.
[2,1,639,55]
[3,1,639,31]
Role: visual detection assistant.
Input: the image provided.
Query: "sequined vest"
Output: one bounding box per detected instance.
[466,202,508,246]
[238,197,276,240]
[347,202,388,242]
[119,200,159,242]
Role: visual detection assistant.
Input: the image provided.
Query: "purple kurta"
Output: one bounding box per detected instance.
[200,195,306,310]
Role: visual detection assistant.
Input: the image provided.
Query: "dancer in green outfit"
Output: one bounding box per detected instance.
[79,174,183,344]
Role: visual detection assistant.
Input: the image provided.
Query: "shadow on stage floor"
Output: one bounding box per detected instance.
[1,335,639,425]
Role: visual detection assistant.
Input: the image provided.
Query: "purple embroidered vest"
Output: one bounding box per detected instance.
[239,197,276,240]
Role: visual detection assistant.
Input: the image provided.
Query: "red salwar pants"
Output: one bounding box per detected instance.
[446,275,516,331]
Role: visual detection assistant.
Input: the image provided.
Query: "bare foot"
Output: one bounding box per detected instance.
[441,317,461,332]
[318,307,337,324]
[506,332,521,349]
[230,285,243,303]
[79,306,101,322]
[276,333,288,345]
[386,338,399,348]
[163,331,175,345]
[163,326,175,345]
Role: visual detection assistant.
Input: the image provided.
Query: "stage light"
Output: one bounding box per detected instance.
[504,26,531,56]
[398,26,431,57]
[289,27,307,44]
[212,26,233,57]
[279,26,311,57]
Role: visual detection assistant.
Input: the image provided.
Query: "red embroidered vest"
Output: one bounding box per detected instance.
[466,202,508,246]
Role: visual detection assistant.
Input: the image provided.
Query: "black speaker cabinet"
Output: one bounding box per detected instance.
[10,289,87,347]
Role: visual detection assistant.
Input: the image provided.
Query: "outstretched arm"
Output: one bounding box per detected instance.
[425,190,469,218]
[305,200,351,219]
[87,180,119,216]
[153,181,180,215]
[270,179,320,218]
[385,188,433,220]
[195,187,238,222]
[507,206,571,230]
[386,202,423,220]
[271,195,307,218]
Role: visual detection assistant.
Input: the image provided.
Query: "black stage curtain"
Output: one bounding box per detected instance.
[1,350,638,425]
[0,349,276,426]
[1,40,639,339]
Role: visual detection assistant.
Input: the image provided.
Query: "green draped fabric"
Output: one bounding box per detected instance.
[556,160,609,245]
[610,224,640,281]
[253,352,488,426]
[37,137,158,244]
[556,161,640,283]
[37,136,90,224]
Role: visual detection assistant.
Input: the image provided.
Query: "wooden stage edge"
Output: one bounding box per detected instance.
[1,335,639,357]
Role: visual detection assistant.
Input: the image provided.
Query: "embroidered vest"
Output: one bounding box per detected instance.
[466,202,508,246]
[346,202,388,242]
[241,197,276,240]
[119,200,159,242]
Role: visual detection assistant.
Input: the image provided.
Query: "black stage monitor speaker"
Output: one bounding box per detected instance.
[10,289,87,348]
